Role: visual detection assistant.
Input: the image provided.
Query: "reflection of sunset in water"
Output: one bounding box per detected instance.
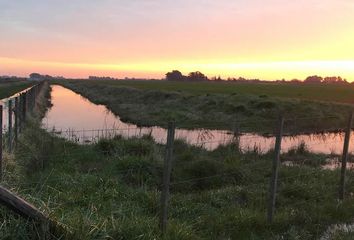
[43,85,354,155]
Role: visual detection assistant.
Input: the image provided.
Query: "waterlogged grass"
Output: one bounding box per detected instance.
[2,124,354,239]
[0,80,34,99]
[54,80,353,134]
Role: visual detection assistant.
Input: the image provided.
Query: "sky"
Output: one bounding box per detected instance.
[0,0,354,80]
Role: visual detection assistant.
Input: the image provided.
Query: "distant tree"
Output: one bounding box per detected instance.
[323,76,347,84]
[290,79,302,84]
[29,73,41,79]
[211,76,222,81]
[187,71,208,82]
[166,70,185,81]
[29,73,45,81]
[304,75,323,84]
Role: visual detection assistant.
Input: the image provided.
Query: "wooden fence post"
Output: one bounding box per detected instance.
[8,99,13,152]
[267,116,284,223]
[22,93,27,124]
[14,97,18,146]
[31,89,34,111]
[0,105,3,181]
[19,94,22,133]
[160,122,175,234]
[0,185,49,238]
[339,111,353,200]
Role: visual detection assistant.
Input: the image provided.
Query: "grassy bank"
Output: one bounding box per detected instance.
[1,83,354,239]
[0,80,34,99]
[3,124,354,239]
[54,79,353,134]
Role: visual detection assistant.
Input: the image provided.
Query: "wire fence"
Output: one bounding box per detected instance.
[1,85,354,238]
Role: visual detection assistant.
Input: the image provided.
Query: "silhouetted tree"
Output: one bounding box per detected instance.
[187,71,208,82]
[323,76,347,84]
[166,70,185,81]
[290,79,302,84]
[304,75,323,84]
[29,73,41,79]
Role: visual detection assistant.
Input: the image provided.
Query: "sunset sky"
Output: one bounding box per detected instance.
[1,0,354,80]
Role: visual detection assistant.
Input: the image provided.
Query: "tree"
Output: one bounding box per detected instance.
[166,70,184,81]
[187,71,208,82]
[304,75,323,84]
[323,76,347,84]
[29,73,41,79]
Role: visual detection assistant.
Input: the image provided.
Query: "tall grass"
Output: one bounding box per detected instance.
[4,125,354,239]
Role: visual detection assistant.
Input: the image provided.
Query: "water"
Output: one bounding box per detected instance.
[42,85,353,155]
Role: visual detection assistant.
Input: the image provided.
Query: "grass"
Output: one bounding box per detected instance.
[53,79,353,134]
[1,85,354,239]
[62,80,354,104]
[2,81,354,239]
[0,79,34,99]
[3,124,354,239]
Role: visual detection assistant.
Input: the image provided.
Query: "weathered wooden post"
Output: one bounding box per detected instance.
[160,122,175,234]
[0,105,3,181]
[22,92,27,124]
[18,94,22,133]
[339,111,353,200]
[8,99,13,152]
[31,88,35,111]
[267,116,284,223]
[31,88,34,111]
[28,89,32,112]
[14,97,18,145]
[0,186,49,239]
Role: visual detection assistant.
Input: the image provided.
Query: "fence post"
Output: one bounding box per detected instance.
[160,122,175,234]
[8,99,13,152]
[267,115,284,223]
[0,105,3,181]
[14,97,18,146]
[19,94,22,133]
[22,93,27,124]
[339,111,353,200]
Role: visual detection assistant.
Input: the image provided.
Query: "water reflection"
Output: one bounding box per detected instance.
[43,85,353,155]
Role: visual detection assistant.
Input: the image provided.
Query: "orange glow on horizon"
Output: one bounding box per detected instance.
[1,57,354,81]
[1,1,354,81]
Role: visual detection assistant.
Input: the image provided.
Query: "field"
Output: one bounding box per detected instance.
[1,80,354,239]
[0,79,34,99]
[72,80,354,104]
[54,79,354,134]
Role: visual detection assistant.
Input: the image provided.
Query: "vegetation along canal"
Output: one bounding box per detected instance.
[43,85,353,155]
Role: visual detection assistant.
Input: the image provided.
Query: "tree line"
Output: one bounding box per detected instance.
[165,70,350,84]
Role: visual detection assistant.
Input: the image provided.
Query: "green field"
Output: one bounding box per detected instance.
[75,80,354,104]
[0,80,34,99]
[54,79,354,134]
